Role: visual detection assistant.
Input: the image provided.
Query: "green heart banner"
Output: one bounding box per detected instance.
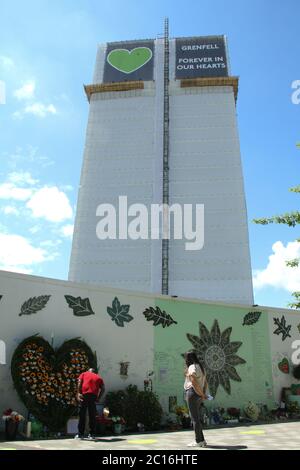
[107,48,152,74]
[103,40,154,83]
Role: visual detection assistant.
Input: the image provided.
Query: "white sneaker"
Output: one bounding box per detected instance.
[187,440,207,447]
[198,440,207,447]
[74,434,84,440]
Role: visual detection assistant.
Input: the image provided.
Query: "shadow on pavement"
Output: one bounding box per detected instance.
[206,445,248,450]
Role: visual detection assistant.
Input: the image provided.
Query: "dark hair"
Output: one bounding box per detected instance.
[184,350,205,374]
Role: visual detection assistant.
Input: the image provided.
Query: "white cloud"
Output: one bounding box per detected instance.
[0,233,52,273]
[6,147,54,169]
[0,172,37,201]
[26,186,73,222]
[0,56,14,70]
[13,80,35,100]
[8,171,38,185]
[60,184,74,192]
[14,102,57,119]
[2,206,20,216]
[0,182,33,201]
[40,239,62,248]
[24,102,57,117]
[253,241,300,293]
[29,225,42,234]
[0,170,73,224]
[61,224,74,238]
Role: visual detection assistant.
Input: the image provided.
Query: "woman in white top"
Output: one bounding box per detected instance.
[184,351,208,447]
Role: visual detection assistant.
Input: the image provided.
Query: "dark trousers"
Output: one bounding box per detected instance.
[185,388,205,443]
[78,393,97,436]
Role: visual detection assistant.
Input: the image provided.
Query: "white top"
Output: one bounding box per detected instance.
[184,364,206,392]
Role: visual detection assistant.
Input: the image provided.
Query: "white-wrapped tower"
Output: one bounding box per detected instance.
[69,34,254,304]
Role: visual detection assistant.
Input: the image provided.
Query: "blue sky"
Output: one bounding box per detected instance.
[0,0,300,308]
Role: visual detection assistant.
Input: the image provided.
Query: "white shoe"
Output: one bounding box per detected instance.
[74,434,84,440]
[187,440,207,447]
[198,440,207,447]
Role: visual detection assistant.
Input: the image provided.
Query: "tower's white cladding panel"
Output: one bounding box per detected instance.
[69,40,164,291]
[168,82,253,303]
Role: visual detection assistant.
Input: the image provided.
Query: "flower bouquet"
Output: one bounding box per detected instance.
[174,405,191,428]
[2,409,25,440]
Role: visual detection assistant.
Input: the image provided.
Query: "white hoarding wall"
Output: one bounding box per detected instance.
[0,270,154,426]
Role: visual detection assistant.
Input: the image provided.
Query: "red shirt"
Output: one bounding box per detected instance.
[79,371,104,396]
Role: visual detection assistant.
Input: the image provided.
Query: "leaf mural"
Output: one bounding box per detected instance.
[19,296,51,317]
[273,316,292,341]
[243,311,262,326]
[143,306,178,328]
[65,295,95,317]
[107,297,133,327]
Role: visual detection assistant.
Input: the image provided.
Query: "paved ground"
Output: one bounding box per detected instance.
[0,422,299,450]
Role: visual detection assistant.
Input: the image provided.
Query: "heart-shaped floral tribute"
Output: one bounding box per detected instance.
[11,335,97,431]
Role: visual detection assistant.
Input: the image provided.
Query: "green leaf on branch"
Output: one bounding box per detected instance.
[255,184,300,309]
[286,258,300,268]
[288,292,300,309]
[290,186,300,193]
[254,212,300,227]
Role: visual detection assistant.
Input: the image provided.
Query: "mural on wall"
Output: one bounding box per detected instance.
[143,306,178,328]
[11,335,97,431]
[273,316,292,341]
[186,320,246,397]
[107,297,133,327]
[278,358,290,374]
[19,295,51,317]
[243,311,262,326]
[65,295,95,316]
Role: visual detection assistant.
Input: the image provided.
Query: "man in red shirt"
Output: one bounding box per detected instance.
[75,368,105,440]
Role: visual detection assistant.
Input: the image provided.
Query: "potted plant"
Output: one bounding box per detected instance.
[112,416,125,435]
[105,385,163,431]
[2,409,25,440]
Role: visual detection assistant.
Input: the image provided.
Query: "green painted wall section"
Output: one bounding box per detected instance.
[153,298,275,412]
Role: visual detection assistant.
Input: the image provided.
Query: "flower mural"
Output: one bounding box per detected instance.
[11,336,97,431]
[186,320,246,396]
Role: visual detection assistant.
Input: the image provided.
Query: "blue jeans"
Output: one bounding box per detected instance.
[185,388,205,443]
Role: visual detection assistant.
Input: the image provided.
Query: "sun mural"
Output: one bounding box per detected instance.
[186,320,246,396]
